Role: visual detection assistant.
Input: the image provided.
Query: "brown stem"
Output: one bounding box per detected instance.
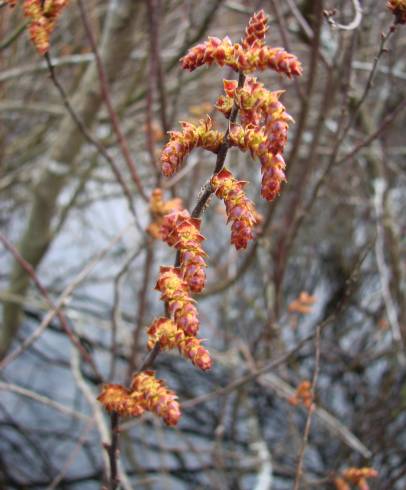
[107,412,120,490]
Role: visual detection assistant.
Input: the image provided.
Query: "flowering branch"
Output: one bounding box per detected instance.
[98,9,302,430]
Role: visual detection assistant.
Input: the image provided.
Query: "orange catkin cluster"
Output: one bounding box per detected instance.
[387,0,406,23]
[334,467,378,490]
[21,0,69,55]
[147,317,212,371]
[98,371,181,426]
[288,380,314,410]
[160,209,207,293]
[99,10,302,428]
[155,266,200,336]
[211,168,259,250]
[180,10,302,78]
[161,117,223,177]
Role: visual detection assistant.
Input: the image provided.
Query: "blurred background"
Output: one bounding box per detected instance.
[0,0,405,488]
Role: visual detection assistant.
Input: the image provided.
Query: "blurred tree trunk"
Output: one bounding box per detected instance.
[1,0,141,358]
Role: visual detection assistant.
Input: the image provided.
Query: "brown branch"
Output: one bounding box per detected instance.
[107,412,120,490]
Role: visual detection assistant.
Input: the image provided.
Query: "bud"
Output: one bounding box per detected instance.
[288,380,314,409]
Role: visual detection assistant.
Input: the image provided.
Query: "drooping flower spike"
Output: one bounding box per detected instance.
[211,168,259,250]
[98,372,181,426]
[147,317,212,371]
[160,210,207,293]
[155,267,200,336]
[130,371,181,426]
[161,116,223,176]
[229,124,287,202]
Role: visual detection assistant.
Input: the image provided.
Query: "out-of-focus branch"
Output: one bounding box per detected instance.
[76,0,148,202]
[0,233,102,380]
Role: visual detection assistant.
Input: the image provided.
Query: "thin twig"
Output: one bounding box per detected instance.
[0,381,90,421]
[44,52,139,219]
[293,325,321,490]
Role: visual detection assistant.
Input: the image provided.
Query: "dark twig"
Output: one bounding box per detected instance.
[293,325,321,490]
[107,412,119,490]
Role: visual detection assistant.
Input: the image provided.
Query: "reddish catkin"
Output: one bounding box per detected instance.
[160,210,207,293]
[147,317,212,371]
[180,34,302,78]
[98,9,302,429]
[288,380,314,409]
[216,77,293,154]
[98,373,181,426]
[130,371,181,426]
[241,9,268,49]
[387,0,406,23]
[229,124,287,202]
[333,468,378,490]
[161,117,223,176]
[23,0,69,55]
[155,267,200,336]
[97,384,144,418]
[211,168,259,250]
